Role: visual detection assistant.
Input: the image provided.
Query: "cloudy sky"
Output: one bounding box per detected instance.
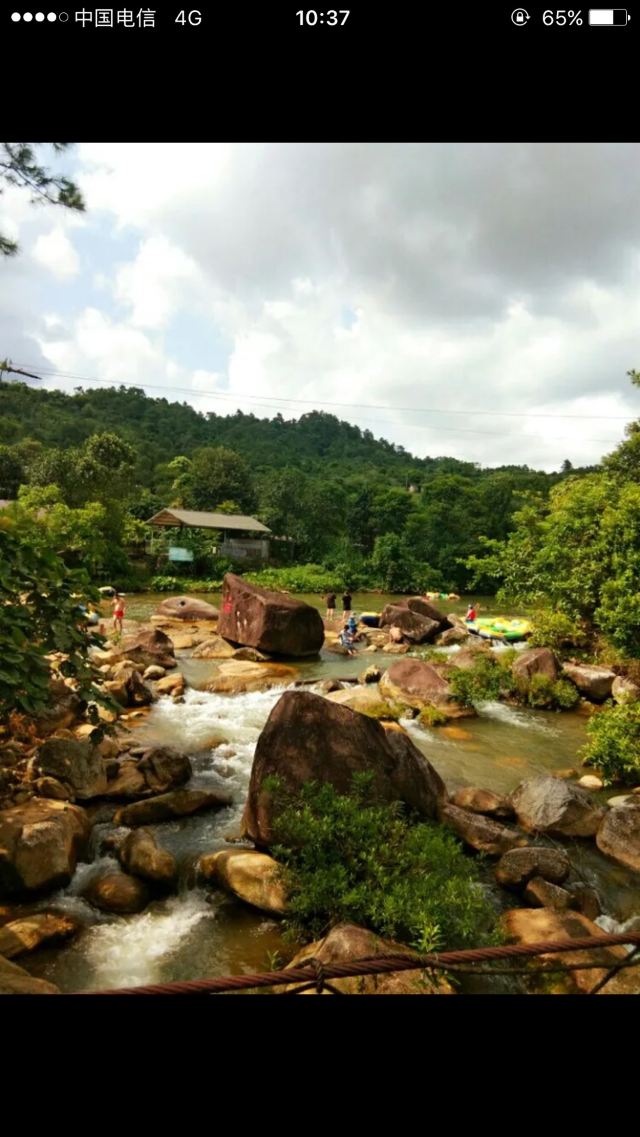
[1,142,638,471]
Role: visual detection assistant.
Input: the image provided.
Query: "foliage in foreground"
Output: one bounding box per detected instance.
[267,773,499,950]
[0,520,103,717]
[581,701,640,786]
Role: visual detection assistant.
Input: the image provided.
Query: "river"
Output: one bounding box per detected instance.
[21,593,640,993]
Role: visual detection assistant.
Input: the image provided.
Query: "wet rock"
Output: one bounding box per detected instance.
[143,664,166,681]
[502,907,640,994]
[612,675,640,705]
[0,912,79,959]
[217,573,324,657]
[450,787,514,818]
[326,683,400,719]
[205,660,299,694]
[380,658,474,719]
[192,635,236,659]
[577,775,604,790]
[114,788,231,827]
[359,665,382,684]
[282,924,454,995]
[436,625,469,647]
[98,627,177,671]
[104,666,156,708]
[566,882,602,920]
[84,870,150,915]
[379,605,440,644]
[512,648,560,684]
[523,876,574,909]
[607,794,637,809]
[561,663,615,702]
[118,828,177,887]
[242,689,446,846]
[33,776,73,801]
[36,736,107,800]
[98,760,148,799]
[510,776,605,837]
[596,804,640,873]
[137,747,192,793]
[440,803,527,856]
[232,647,271,662]
[311,678,342,694]
[154,596,219,621]
[0,955,59,995]
[0,799,90,897]
[382,641,410,654]
[154,672,185,697]
[198,849,287,915]
[495,846,571,888]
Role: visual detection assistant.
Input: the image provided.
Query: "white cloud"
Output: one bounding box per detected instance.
[32,226,80,278]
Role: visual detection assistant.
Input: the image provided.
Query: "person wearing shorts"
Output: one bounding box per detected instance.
[325,592,336,620]
[112,593,125,634]
[342,591,352,619]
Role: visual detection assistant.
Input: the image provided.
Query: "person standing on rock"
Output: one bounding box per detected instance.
[112,592,125,635]
[325,592,336,621]
[342,589,352,620]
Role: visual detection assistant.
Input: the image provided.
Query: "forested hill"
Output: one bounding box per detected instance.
[0,379,576,484]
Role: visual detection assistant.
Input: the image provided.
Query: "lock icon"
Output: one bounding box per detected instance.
[511,8,530,24]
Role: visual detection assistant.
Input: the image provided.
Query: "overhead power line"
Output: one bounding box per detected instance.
[3,362,626,444]
[10,360,633,421]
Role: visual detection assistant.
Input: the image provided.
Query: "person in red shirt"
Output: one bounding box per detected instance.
[465,603,477,623]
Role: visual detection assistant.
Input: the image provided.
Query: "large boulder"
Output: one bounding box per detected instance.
[154,596,219,621]
[596,803,640,873]
[495,845,571,889]
[502,908,640,994]
[217,573,324,657]
[440,803,527,856]
[35,737,107,800]
[84,870,150,915]
[512,648,560,684]
[326,683,400,719]
[136,747,192,794]
[379,605,440,644]
[241,689,446,846]
[379,658,474,719]
[450,787,514,818]
[0,912,79,959]
[114,788,231,827]
[437,625,469,647]
[198,849,287,915]
[282,924,454,995]
[0,954,59,995]
[118,828,177,887]
[103,666,156,709]
[612,675,640,705]
[101,627,176,671]
[405,597,450,626]
[204,660,299,694]
[0,799,90,897]
[561,663,615,702]
[510,776,605,837]
[192,635,236,659]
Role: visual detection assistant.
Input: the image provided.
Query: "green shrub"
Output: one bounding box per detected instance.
[418,705,449,727]
[528,609,590,656]
[267,773,499,950]
[524,674,580,710]
[448,655,516,706]
[580,701,640,786]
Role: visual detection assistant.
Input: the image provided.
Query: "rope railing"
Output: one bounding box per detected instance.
[75,930,640,996]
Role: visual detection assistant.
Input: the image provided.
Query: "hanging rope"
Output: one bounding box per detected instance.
[74,930,640,995]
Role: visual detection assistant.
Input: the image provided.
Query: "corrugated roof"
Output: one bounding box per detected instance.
[147,508,271,533]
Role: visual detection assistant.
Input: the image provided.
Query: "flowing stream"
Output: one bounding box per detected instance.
[20,595,640,993]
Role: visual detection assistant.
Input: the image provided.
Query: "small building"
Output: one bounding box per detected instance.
[146,508,271,562]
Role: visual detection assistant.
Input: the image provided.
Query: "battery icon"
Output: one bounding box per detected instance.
[588,9,630,23]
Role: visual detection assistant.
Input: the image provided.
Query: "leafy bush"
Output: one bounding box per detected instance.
[580,702,640,786]
[418,705,449,727]
[267,773,499,950]
[150,575,222,593]
[448,655,516,706]
[528,609,590,656]
[0,520,104,717]
[523,674,580,710]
